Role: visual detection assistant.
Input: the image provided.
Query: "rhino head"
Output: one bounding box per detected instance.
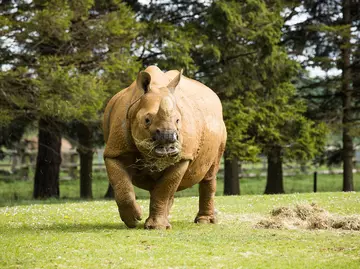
[130,70,183,166]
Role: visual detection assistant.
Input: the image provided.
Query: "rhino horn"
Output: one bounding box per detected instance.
[167,69,183,93]
[158,96,174,117]
[136,71,151,93]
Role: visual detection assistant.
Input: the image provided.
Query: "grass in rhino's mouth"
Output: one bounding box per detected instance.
[132,138,182,172]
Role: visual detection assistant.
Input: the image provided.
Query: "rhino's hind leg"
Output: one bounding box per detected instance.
[195,176,217,224]
[195,141,225,224]
[104,157,142,228]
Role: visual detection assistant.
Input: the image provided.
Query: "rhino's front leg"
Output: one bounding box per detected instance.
[145,160,189,230]
[104,157,142,228]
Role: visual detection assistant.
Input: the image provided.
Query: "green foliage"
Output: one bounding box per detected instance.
[31,1,73,42]
[0,110,13,127]
[223,99,260,161]
[0,0,141,127]
[134,0,207,73]
[139,22,197,72]
[0,67,33,128]
[282,0,359,182]
[69,0,94,20]
[101,52,141,96]
[192,0,327,162]
[34,58,106,122]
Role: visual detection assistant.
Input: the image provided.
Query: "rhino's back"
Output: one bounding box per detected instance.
[166,70,224,137]
[166,70,222,114]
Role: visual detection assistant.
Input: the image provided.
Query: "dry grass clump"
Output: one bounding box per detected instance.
[132,137,182,172]
[331,216,360,230]
[256,203,360,231]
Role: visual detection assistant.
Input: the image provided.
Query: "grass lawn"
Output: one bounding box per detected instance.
[1,192,360,268]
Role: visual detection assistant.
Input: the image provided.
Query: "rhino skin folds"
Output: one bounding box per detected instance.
[103,65,227,229]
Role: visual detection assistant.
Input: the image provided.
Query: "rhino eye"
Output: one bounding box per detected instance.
[176,119,180,124]
[145,118,151,126]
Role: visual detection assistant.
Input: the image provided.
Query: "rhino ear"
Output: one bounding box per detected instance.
[136,71,151,93]
[167,69,183,93]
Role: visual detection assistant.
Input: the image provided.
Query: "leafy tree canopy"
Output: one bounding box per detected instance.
[0,0,141,126]
[188,0,327,162]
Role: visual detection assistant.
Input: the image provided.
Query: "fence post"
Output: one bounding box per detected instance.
[21,153,31,180]
[69,152,78,180]
[11,150,18,174]
[313,171,317,193]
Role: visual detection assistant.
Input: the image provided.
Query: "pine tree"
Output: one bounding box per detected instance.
[282,0,360,191]
[1,0,140,198]
[192,0,327,194]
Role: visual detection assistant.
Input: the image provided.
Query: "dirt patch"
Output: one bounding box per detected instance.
[255,203,360,231]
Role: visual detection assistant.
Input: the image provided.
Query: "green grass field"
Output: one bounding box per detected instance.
[1,192,360,268]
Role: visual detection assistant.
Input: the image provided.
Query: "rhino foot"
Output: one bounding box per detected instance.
[118,203,142,228]
[144,216,171,230]
[194,215,217,224]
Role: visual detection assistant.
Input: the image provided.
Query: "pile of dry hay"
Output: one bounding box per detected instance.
[256,203,360,231]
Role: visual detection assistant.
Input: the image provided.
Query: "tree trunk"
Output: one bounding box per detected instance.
[33,118,61,199]
[224,151,240,195]
[104,183,114,199]
[77,122,93,199]
[265,146,284,194]
[353,22,360,173]
[341,0,354,192]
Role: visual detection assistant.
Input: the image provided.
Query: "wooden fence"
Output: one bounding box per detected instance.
[0,149,106,180]
[1,148,359,181]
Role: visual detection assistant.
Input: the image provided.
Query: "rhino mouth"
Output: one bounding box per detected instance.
[154,144,180,157]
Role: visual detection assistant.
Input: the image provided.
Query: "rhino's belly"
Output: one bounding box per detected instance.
[177,158,215,190]
[177,130,223,190]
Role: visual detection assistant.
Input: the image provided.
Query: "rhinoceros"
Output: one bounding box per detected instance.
[103,66,226,229]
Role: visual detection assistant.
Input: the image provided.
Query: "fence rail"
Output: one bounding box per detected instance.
[0,149,106,180]
[1,149,359,180]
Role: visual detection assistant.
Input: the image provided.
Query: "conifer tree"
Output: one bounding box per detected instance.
[193,0,327,194]
[1,0,140,198]
[282,0,360,191]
